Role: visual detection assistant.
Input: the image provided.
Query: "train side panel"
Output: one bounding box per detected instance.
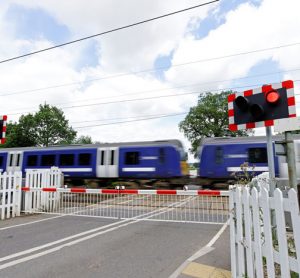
[118,146,182,178]
[22,148,97,178]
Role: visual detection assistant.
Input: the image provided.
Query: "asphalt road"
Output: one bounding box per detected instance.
[0,214,229,278]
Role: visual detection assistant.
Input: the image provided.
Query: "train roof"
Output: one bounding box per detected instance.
[199,135,300,145]
[0,139,185,152]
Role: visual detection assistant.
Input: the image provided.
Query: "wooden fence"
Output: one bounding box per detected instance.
[23,168,63,213]
[230,186,300,277]
[0,171,22,220]
[0,168,63,220]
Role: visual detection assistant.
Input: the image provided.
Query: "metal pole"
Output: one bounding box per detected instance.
[266,126,275,195]
[285,131,297,189]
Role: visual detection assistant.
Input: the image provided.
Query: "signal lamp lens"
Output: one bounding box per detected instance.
[235,96,249,111]
[250,104,264,120]
[266,90,280,104]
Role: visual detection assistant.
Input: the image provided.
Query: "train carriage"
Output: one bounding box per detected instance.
[0,139,188,186]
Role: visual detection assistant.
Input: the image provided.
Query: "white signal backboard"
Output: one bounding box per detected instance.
[274,117,300,133]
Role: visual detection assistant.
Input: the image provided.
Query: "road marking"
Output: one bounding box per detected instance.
[0,215,65,231]
[0,219,128,263]
[0,198,186,269]
[0,219,138,270]
[168,220,229,278]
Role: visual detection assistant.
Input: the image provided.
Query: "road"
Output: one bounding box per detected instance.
[0,214,230,278]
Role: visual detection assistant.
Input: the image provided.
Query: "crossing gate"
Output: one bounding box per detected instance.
[21,187,229,224]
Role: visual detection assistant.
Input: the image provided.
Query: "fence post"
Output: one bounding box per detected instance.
[229,189,237,278]
[15,172,22,217]
[1,173,7,220]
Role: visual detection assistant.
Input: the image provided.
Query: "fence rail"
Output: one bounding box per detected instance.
[230,186,300,278]
[22,188,230,224]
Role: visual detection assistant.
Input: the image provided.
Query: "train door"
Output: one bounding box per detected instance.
[213,146,226,177]
[96,147,119,178]
[6,151,23,172]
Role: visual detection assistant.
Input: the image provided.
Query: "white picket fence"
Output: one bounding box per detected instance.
[23,168,64,213]
[0,171,22,220]
[0,168,63,220]
[230,185,300,277]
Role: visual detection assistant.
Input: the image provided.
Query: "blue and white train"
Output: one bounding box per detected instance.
[0,139,189,185]
[198,136,300,186]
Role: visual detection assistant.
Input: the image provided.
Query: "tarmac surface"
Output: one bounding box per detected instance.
[171,224,231,278]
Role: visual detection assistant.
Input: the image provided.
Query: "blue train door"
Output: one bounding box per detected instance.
[6,151,23,173]
[96,147,118,178]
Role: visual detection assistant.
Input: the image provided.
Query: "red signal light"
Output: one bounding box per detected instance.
[266,90,280,104]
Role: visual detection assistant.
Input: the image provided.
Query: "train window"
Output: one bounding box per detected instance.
[125,152,139,165]
[100,150,105,165]
[110,150,115,165]
[16,154,20,166]
[9,154,13,167]
[41,155,56,166]
[159,148,165,164]
[79,153,91,166]
[27,155,38,166]
[0,156,3,167]
[215,147,223,165]
[248,148,267,163]
[59,154,74,166]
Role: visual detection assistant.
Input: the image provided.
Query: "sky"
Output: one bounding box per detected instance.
[0,0,300,162]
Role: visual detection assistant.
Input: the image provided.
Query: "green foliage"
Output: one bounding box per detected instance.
[233,162,256,185]
[179,91,249,156]
[2,104,78,147]
[3,115,37,147]
[73,135,93,144]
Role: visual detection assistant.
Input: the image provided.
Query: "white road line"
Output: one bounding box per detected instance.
[0,200,180,266]
[168,220,229,278]
[0,215,65,231]
[0,219,129,263]
[0,220,138,270]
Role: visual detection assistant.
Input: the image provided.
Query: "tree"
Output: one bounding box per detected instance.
[2,115,37,147]
[34,104,77,146]
[2,104,78,147]
[73,135,93,144]
[179,91,249,156]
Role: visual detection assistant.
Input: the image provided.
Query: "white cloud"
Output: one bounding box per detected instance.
[0,0,300,162]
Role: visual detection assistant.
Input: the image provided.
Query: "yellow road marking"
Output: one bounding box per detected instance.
[182,262,231,278]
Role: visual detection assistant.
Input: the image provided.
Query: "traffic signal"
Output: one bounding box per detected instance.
[228,80,296,131]
[0,115,7,144]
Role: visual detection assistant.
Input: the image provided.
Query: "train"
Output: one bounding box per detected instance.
[197,135,300,187]
[0,139,189,188]
[1,135,297,189]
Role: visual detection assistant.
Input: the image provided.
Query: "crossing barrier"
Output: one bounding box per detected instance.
[21,187,229,224]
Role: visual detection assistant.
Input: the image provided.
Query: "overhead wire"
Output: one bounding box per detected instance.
[4,65,300,116]
[0,0,219,65]
[6,79,300,117]
[74,112,188,129]
[1,42,300,98]
[60,79,300,129]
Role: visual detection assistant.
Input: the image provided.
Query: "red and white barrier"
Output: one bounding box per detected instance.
[21,187,229,196]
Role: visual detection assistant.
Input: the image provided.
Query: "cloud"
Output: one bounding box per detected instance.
[1,0,300,162]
